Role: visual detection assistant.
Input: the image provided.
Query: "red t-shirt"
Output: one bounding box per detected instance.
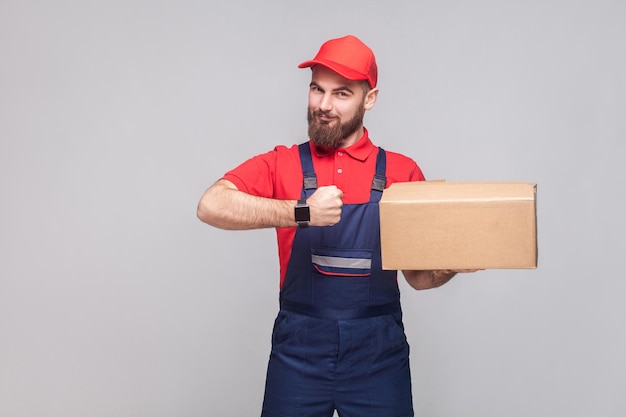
[223,129,425,288]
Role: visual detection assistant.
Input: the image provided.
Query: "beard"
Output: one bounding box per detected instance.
[307,104,365,149]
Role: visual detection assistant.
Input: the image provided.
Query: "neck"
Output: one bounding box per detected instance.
[340,126,364,149]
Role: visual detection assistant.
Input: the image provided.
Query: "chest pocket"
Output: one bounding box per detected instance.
[311,247,373,277]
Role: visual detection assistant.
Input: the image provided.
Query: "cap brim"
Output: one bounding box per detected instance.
[298,59,368,84]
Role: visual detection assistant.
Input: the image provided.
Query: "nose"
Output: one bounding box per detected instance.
[319,92,333,112]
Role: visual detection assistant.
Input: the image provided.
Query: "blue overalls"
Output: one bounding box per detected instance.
[261,143,414,417]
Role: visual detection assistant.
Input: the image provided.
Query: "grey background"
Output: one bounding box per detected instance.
[1,1,625,416]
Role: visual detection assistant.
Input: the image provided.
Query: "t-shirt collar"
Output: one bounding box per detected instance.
[311,127,375,162]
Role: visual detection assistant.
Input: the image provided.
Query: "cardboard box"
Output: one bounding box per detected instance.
[380,182,537,270]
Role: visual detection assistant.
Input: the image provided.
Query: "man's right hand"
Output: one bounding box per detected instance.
[307,185,344,227]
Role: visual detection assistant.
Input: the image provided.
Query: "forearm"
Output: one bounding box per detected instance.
[197,179,296,230]
[402,270,457,290]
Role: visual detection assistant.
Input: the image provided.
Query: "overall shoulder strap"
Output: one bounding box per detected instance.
[370,147,387,202]
[298,142,318,198]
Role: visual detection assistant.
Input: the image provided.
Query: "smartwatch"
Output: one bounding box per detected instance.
[294,199,310,228]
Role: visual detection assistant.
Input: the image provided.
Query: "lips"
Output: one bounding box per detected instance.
[316,112,338,123]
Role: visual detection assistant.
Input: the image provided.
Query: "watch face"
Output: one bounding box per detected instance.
[295,206,310,222]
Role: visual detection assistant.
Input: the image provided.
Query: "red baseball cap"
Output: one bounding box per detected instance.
[298,35,378,88]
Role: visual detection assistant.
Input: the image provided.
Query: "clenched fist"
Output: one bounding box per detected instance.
[307,185,343,227]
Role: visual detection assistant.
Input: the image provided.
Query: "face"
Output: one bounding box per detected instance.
[307,65,378,149]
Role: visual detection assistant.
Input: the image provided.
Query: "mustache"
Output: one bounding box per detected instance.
[311,109,338,120]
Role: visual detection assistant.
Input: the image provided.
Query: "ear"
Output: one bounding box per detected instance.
[364,87,379,111]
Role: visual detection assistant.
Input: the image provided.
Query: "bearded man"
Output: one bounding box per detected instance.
[197,35,469,417]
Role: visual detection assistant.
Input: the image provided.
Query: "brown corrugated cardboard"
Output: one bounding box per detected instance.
[380,182,537,270]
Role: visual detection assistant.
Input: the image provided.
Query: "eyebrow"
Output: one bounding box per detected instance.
[310,81,355,94]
